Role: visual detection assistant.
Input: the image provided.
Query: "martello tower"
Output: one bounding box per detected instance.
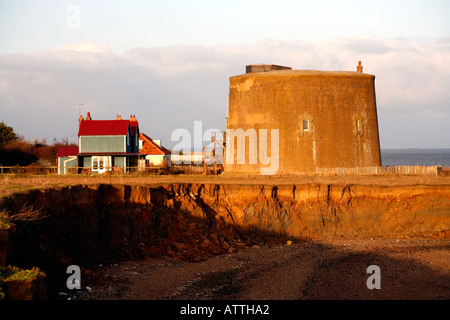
[225,62,382,175]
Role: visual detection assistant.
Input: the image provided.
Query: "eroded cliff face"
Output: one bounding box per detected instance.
[208,183,449,238]
[1,183,449,296]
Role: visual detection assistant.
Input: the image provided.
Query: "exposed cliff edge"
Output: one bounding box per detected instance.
[1,183,449,297]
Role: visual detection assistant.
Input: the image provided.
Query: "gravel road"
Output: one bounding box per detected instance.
[71,238,449,301]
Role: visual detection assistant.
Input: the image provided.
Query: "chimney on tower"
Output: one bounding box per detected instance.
[357,61,363,73]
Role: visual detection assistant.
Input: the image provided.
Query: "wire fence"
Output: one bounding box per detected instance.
[0,164,446,176]
[0,163,223,175]
[315,165,444,176]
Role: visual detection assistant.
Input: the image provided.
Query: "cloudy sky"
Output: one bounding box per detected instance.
[0,0,449,149]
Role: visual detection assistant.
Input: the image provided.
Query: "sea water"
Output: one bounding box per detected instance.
[381,149,450,167]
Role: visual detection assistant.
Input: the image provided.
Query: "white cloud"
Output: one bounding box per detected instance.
[0,37,449,148]
[53,42,111,53]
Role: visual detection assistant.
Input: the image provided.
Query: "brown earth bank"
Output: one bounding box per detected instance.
[0,179,449,300]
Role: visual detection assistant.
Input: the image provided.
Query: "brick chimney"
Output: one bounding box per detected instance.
[116,114,122,120]
[129,114,137,122]
[78,114,84,126]
[85,112,92,120]
[357,61,363,73]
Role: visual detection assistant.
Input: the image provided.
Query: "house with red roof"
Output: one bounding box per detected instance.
[57,112,142,174]
[56,147,78,174]
[139,133,171,167]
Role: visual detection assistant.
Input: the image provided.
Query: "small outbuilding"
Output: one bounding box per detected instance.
[139,133,171,167]
[56,147,78,174]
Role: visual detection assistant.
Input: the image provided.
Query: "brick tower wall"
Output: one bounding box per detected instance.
[225,69,382,175]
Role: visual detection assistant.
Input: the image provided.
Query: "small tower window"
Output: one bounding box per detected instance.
[356,119,361,132]
[303,120,310,132]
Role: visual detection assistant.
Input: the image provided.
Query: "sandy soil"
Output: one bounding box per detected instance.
[1,173,449,188]
[70,238,449,301]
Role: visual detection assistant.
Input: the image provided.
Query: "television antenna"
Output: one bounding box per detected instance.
[75,103,84,115]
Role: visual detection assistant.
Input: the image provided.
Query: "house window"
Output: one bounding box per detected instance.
[92,156,111,173]
[303,120,310,132]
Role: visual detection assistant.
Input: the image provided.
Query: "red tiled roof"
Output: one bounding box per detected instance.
[139,133,171,155]
[78,120,130,136]
[57,147,79,158]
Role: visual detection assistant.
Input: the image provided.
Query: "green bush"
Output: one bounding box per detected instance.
[0,211,14,230]
[0,265,45,283]
[0,266,46,300]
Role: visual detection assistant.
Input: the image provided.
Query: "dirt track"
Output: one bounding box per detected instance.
[1,173,449,194]
[72,238,449,300]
